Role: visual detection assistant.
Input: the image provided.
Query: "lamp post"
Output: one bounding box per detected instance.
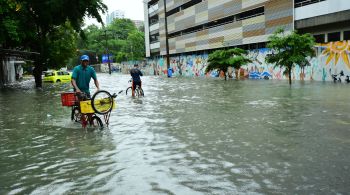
[163,0,170,69]
[103,29,112,74]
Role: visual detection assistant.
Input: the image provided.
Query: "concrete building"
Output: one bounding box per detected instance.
[132,20,145,30]
[295,0,350,43]
[143,0,350,81]
[106,10,125,25]
[144,0,350,58]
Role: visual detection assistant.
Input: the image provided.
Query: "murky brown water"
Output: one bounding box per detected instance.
[1,74,350,194]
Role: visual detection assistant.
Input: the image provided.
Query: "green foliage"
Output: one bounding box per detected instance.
[78,18,145,63]
[206,48,251,79]
[46,21,78,69]
[1,0,107,87]
[266,28,315,85]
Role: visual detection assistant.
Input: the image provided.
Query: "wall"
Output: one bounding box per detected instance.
[0,57,17,87]
[144,40,350,81]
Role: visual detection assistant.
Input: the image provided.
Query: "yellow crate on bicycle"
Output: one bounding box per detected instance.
[80,98,116,114]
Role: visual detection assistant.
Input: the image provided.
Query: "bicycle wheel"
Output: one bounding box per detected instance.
[71,107,81,122]
[140,88,144,97]
[126,87,132,95]
[90,115,103,128]
[91,90,113,115]
[135,87,141,98]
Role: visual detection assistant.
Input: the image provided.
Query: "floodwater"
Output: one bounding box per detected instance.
[0,74,350,194]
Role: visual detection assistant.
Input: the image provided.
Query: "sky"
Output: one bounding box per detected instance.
[84,0,145,27]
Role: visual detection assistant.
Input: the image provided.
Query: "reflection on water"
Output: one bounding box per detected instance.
[1,74,350,194]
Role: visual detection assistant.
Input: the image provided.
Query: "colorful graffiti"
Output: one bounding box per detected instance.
[145,41,350,82]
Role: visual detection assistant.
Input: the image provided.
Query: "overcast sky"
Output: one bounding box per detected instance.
[84,0,145,26]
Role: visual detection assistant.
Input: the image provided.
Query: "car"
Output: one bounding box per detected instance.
[43,70,71,83]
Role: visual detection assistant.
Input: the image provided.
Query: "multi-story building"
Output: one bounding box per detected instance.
[295,0,350,43]
[143,0,350,81]
[106,10,125,25]
[132,20,145,30]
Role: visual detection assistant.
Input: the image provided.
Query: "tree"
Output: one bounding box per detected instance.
[205,48,251,80]
[78,18,145,63]
[1,0,107,88]
[266,29,315,85]
[126,30,145,61]
[46,21,78,70]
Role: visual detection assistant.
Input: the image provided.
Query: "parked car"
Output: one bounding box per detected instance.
[43,70,71,83]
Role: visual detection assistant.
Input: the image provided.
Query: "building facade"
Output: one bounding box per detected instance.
[143,0,350,81]
[132,20,145,30]
[106,10,125,25]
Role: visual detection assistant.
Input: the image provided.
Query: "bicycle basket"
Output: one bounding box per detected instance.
[61,92,77,106]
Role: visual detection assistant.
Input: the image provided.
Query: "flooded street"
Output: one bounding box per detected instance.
[1,74,350,194]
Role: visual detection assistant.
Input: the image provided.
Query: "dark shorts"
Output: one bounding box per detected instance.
[132,81,142,89]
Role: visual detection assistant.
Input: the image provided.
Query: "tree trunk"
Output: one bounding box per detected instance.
[33,63,43,88]
[33,28,46,88]
[235,69,239,79]
[288,68,292,86]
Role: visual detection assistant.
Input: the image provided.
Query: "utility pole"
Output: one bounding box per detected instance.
[163,0,170,69]
[104,29,112,74]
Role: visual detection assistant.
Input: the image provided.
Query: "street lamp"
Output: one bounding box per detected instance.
[103,29,112,74]
[162,0,170,69]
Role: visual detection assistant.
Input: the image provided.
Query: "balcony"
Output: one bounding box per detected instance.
[149,23,159,32]
[150,41,160,49]
[149,3,159,15]
[294,0,326,8]
[295,0,350,20]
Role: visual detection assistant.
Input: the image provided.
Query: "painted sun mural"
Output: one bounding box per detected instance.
[321,40,350,69]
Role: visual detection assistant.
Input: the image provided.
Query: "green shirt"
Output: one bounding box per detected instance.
[71,65,97,95]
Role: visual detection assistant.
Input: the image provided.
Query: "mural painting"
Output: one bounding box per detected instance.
[145,41,350,82]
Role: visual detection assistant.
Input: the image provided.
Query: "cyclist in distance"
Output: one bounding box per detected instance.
[130,64,143,97]
[71,55,100,99]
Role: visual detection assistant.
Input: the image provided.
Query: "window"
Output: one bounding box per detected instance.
[167,7,264,39]
[237,7,264,21]
[344,31,350,40]
[45,72,54,77]
[328,32,340,42]
[295,0,326,8]
[150,33,159,43]
[314,34,325,43]
[149,15,159,26]
[166,0,202,17]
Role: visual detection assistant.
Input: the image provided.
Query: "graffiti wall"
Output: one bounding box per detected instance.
[145,40,350,81]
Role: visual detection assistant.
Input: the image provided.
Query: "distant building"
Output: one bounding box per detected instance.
[106,10,125,25]
[132,20,144,29]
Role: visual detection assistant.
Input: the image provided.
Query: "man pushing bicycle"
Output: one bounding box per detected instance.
[130,64,143,97]
[71,55,100,99]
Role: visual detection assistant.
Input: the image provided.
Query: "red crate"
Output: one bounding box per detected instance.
[61,92,77,106]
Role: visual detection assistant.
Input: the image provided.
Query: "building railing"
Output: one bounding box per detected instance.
[295,0,326,8]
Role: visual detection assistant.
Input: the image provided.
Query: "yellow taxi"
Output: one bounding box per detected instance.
[43,70,71,83]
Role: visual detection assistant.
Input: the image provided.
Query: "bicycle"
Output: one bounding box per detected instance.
[332,70,344,83]
[62,90,122,129]
[126,79,144,97]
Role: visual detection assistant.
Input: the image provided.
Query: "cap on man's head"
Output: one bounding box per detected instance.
[80,55,89,61]
[134,64,139,67]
